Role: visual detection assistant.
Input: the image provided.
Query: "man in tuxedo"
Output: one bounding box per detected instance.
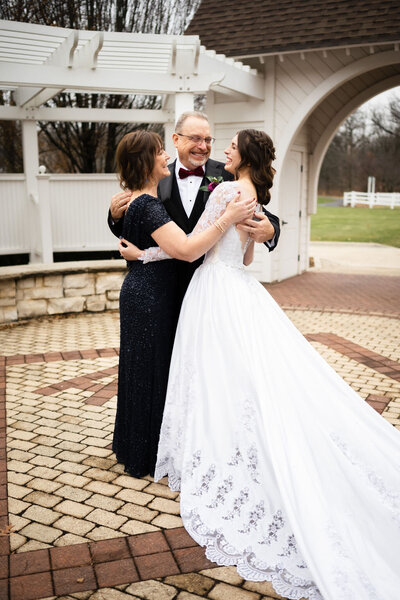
[108,111,280,302]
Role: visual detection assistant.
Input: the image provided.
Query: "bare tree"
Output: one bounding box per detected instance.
[0,91,23,172]
[370,95,400,140]
[319,93,400,195]
[360,94,400,192]
[0,0,201,173]
[319,111,367,195]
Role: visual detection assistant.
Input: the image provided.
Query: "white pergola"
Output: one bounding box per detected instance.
[0,20,263,263]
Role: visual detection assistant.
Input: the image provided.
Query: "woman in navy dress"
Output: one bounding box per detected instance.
[113,130,255,477]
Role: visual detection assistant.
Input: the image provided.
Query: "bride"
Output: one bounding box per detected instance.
[120,129,400,600]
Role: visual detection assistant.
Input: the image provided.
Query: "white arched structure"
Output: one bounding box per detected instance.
[309,73,400,213]
[205,43,400,281]
[0,19,399,281]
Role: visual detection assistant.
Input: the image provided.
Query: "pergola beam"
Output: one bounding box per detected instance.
[0,106,172,123]
[73,32,103,69]
[0,20,265,102]
[1,63,263,99]
[16,87,64,108]
[199,53,264,100]
[0,62,239,96]
[15,30,78,108]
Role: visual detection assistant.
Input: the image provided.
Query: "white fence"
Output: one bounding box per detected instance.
[0,173,121,257]
[343,191,400,209]
[0,174,29,254]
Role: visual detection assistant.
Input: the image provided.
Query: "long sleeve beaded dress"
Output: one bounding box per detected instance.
[113,194,179,477]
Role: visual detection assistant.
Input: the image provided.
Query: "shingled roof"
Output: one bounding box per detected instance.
[186,0,400,57]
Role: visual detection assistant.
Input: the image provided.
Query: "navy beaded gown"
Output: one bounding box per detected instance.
[113,194,179,477]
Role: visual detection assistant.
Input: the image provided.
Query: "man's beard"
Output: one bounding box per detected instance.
[188,155,208,167]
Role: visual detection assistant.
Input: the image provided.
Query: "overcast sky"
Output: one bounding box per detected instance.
[362,85,400,110]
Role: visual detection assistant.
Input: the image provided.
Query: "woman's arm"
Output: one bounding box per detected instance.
[243,241,255,266]
[119,184,255,263]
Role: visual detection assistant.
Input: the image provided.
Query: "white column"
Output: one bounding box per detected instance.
[174,92,194,123]
[22,120,40,263]
[263,57,277,282]
[166,92,195,162]
[37,173,54,263]
[205,90,215,158]
[164,121,175,160]
[263,56,276,139]
[21,120,53,263]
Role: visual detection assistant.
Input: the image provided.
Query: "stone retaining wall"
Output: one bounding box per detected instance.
[0,260,127,324]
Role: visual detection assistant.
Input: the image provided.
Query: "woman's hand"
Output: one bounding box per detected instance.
[118,238,143,261]
[223,192,257,226]
[111,191,131,221]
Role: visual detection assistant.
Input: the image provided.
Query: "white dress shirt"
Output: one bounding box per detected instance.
[174,159,276,247]
[175,159,204,218]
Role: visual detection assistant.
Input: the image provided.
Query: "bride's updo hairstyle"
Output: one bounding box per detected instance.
[236,129,276,205]
[116,130,163,191]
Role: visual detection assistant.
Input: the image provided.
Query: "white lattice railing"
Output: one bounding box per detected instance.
[343,191,400,209]
[0,173,121,256]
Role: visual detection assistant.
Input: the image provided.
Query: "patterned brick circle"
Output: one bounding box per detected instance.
[0,271,399,600]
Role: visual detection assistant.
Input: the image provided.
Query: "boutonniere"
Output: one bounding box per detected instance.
[200,175,224,192]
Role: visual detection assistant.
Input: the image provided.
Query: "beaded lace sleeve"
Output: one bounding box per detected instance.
[139,182,239,263]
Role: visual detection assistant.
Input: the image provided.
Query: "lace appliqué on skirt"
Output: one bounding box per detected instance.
[331,432,400,526]
[158,449,322,600]
[185,509,323,600]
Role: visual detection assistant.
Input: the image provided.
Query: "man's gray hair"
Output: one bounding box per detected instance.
[175,111,209,133]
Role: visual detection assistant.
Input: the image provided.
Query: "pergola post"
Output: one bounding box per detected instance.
[163,92,195,160]
[174,93,194,122]
[205,90,215,156]
[164,121,175,160]
[21,120,53,263]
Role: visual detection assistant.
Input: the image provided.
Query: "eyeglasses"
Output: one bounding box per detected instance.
[176,133,215,145]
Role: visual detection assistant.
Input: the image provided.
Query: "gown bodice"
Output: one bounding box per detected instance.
[201,181,250,270]
[203,224,249,269]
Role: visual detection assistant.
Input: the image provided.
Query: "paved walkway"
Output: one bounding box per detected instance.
[0,246,399,600]
[309,241,400,277]
[266,271,400,317]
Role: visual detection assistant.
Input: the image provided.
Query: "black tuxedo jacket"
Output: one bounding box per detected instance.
[108,158,280,302]
[159,158,232,234]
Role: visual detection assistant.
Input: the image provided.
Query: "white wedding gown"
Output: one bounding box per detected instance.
[143,182,400,600]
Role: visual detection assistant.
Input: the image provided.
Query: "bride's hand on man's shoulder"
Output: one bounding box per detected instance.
[118,237,143,261]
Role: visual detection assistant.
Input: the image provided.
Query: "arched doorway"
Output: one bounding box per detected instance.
[272,50,400,280]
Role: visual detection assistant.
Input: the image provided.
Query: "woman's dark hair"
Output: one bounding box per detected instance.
[116,130,163,191]
[236,129,276,205]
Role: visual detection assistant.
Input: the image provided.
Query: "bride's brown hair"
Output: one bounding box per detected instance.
[236,129,276,205]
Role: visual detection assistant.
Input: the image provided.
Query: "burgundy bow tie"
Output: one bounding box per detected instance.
[178,166,205,179]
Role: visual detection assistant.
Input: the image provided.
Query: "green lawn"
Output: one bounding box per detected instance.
[311,204,400,247]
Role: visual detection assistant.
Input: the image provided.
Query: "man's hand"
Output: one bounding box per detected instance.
[236,211,275,243]
[110,191,131,221]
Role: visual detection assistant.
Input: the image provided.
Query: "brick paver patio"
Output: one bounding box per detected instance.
[265,271,400,317]
[0,271,399,600]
